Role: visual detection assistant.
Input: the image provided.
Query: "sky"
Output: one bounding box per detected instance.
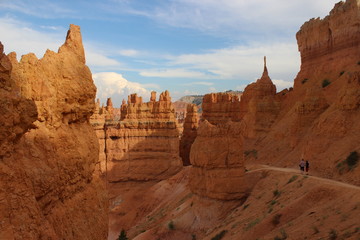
[0,0,340,106]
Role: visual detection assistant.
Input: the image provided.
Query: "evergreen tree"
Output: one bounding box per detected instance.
[118,229,128,240]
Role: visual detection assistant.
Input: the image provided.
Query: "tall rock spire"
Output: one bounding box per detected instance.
[261,56,269,79]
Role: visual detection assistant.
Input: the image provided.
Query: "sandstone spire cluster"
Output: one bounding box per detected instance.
[92,91,183,182]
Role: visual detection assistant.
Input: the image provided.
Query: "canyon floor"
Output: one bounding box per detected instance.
[108,164,360,240]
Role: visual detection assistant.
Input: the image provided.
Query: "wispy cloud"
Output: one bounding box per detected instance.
[165,42,301,81]
[118,49,141,57]
[139,68,210,78]
[0,0,74,18]
[182,81,214,86]
[112,0,339,40]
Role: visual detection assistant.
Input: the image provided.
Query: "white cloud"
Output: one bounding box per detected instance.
[118,49,140,57]
[128,0,339,39]
[168,42,300,82]
[209,87,216,92]
[0,0,74,18]
[182,81,214,86]
[93,72,157,106]
[140,68,209,78]
[272,79,293,91]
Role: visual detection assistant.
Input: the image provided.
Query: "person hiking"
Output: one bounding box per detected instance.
[299,159,305,173]
[305,160,310,174]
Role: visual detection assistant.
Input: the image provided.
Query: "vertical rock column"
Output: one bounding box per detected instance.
[179,104,199,166]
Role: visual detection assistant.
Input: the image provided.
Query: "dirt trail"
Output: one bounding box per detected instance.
[248,164,360,190]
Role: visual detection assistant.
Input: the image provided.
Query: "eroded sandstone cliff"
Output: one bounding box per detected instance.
[0,25,107,240]
[250,0,360,184]
[104,91,182,182]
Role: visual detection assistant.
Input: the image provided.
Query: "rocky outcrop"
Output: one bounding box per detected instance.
[179,104,199,166]
[105,91,183,182]
[189,120,246,200]
[0,25,108,240]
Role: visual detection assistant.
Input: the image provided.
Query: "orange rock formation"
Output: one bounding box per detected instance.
[179,104,199,166]
[189,120,246,200]
[105,91,183,182]
[0,25,108,240]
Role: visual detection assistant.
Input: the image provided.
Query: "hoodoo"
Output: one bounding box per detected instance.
[0,25,108,240]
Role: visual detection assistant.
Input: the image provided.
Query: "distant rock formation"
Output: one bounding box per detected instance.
[0,25,108,240]
[189,120,246,200]
[179,104,199,166]
[100,91,183,182]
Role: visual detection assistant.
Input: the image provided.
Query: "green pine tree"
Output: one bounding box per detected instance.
[118,229,128,240]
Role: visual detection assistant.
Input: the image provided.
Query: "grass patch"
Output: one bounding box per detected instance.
[274,228,287,240]
[244,149,258,158]
[273,189,281,198]
[301,78,308,84]
[312,226,319,234]
[322,79,331,88]
[211,230,227,240]
[245,218,260,231]
[287,175,298,184]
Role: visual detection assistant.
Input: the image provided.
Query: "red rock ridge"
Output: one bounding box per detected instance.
[0,25,108,240]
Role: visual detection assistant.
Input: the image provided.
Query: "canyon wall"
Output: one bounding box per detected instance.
[103,91,183,182]
[0,25,108,240]
[251,0,360,184]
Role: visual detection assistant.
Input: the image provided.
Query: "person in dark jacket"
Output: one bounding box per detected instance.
[305,160,310,174]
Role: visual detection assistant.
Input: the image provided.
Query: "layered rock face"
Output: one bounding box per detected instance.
[295,0,360,87]
[105,91,183,182]
[0,25,108,240]
[179,104,199,166]
[252,0,360,184]
[189,121,246,200]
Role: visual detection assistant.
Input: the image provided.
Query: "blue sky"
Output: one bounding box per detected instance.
[0,0,339,106]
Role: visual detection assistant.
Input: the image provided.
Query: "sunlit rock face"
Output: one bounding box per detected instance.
[0,25,108,240]
[189,120,247,200]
